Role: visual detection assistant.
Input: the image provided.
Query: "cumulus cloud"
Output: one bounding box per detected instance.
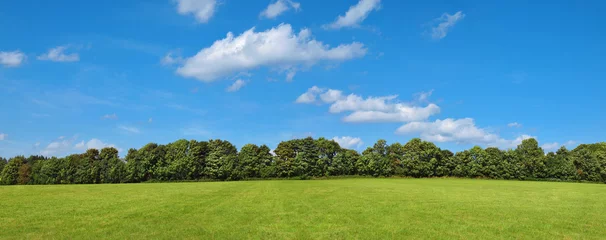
[40,136,76,156]
[0,50,26,67]
[297,86,440,123]
[541,140,577,152]
[324,0,381,29]
[0,133,7,141]
[507,122,522,128]
[176,24,366,82]
[429,11,465,40]
[174,0,217,23]
[37,46,80,62]
[333,136,363,149]
[226,79,247,92]
[75,138,121,152]
[102,113,118,120]
[118,125,140,134]
[295,86,324,103]
[260,0,300,19]
[396,118,535,148]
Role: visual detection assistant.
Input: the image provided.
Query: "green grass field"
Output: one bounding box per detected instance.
[1,178,605,239]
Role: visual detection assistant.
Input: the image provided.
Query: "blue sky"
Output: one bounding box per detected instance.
[1,0,605,157]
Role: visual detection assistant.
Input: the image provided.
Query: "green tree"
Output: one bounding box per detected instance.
[205,139,238,180]
[100,147,126,183]
[0,157,7,175]
[0,156,25,185]
[515,138,546,179]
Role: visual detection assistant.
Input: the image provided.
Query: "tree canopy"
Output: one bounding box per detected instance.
[1,138,605,185]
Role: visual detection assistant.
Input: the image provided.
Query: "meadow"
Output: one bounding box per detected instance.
[1,178,605,239]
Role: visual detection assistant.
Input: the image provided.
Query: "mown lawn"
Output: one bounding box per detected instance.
[1,178,604,239]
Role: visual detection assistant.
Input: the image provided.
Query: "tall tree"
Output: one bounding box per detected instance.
[0,156,25,185]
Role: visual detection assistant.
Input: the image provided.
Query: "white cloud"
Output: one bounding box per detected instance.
[396,118,535,148]
[176,24,366,82]
[541,140,577,152]
[226,79,247,92]
[102,113,118,120]
[507,122,522,128]
[0,50,26,67]
[324,0,381,29]
[260,0,301,19]
[37,46,80,62]
[40,136,76,156]
[297,86,440,123]
[320,89,344,103]
[148,118,153,123]
[429,11,465,40]
[161,51,183,66]
[75,138,121,152]
[332,136,363,149]
[541,142,560,152]
[34,142,40,148]
[174,0,217,23]
[295,86,324,103]
[0,133,7,141]
[118,125,140,134]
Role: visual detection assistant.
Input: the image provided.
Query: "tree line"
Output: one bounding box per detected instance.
[1,137,605,185]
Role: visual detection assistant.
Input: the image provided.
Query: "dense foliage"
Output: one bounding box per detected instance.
[1,137,605,185]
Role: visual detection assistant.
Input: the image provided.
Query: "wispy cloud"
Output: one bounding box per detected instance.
[118,125,140,134]
[37,45,80,62]
[226,79,247,92]
[323,0,381,29]
[260,0,301,19]
[102,113,118,120]
[508,122,522,128]
[428,11,465,40]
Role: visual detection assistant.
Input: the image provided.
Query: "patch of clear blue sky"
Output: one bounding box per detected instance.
[0,0,605,157]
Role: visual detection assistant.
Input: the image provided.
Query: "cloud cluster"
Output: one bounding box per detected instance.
[296,86,440,123]
[41,136,121,156]
[75,139,121,152]
[0,50,26,67]
[324,0,381,29]
[297,87,548,149]
[37,46,80,62]
[396,118,535,148]
[260,0,301,19]
[541,140,577,152]
[429,11,465,40]
[332,136,363,149]
[176,24,366,81]
[174,0,217,23]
